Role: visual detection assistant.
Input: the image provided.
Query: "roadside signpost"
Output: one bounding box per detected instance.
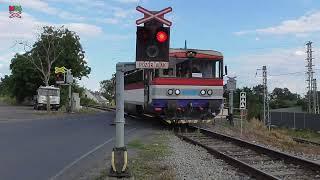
[55,67,74,113]
[109,6,173,178]
[240,92,246,135]
[227,77,236,126]
[240,92,246,110]
[55,67,66,84]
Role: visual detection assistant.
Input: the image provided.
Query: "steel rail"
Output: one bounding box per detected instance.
[292,137,320,147]
[176,125,320,179]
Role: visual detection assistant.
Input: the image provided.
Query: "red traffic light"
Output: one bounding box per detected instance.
[156,31,168,43]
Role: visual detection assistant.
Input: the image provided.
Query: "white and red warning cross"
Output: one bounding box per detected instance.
[136,6,172,26]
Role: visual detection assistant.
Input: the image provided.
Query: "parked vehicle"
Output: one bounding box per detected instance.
[33,86,60,110]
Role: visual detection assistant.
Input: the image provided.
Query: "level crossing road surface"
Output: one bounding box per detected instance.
[0,104,153,180]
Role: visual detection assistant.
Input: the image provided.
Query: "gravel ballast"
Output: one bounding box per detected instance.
[162,135,251,180]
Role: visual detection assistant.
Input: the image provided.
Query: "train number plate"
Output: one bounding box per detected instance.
[136,61,169,69]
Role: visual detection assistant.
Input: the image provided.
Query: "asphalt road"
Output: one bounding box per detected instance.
[0,105,157,180]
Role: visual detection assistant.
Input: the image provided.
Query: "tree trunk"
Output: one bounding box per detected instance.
[45,79,50,113]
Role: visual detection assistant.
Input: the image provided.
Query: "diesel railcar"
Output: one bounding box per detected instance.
[124,48,225,123]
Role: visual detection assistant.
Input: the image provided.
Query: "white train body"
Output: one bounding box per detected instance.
[124,48,225,122]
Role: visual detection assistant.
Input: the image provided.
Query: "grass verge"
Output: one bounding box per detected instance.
[128,133,175,180]
[210,118,320,155]
[0,96,16,105]
[95,132,175,180]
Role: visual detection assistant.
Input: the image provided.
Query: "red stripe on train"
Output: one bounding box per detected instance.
[169,52,223,60]
[151,78,223,86]
[124,82,144,90]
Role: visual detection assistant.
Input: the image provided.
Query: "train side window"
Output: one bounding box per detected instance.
[124,70,143,85]
[212,61,220,78]
[155,69,159,78]
[163,68,174,76]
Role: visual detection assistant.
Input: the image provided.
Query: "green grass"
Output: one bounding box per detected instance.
[94,133,175,180]
[284,128,320,143]
[129,133,174,180]
[0,96,16,105]
[127,139,145,150]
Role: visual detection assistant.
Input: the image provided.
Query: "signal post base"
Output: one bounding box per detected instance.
[108,147,131,178]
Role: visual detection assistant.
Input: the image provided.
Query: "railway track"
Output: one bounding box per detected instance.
[85,105,115,112]
[176,125,320,180]
[292,137,320,146]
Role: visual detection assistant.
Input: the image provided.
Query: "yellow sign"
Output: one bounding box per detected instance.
[55,67,66,74]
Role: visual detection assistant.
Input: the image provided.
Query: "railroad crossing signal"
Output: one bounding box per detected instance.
[136,6,172,26]
[227,77,237,91]
[240,92,246,109]
[135,6,172,69]
[55,67,66,84]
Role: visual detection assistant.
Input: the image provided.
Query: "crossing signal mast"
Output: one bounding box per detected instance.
[108,6,173,178]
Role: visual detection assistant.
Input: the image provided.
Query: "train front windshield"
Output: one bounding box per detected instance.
[156,59,223,79]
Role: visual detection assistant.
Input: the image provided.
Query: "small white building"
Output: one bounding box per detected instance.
[83,89,109,105]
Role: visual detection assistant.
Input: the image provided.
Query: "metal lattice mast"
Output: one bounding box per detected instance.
[313,78,319,114]
[306,41,314,113]
[312,79,318,114]
[262,66,269,127]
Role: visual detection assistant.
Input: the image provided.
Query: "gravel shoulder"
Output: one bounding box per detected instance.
[162,133,251,180]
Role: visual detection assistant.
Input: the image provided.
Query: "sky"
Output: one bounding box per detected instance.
[1,0,320,95]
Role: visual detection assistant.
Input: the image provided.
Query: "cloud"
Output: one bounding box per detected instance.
[104,18,119,24]
[295,50,305,56]
[63,23,103,37]
[0,0,87,21]
[0,11,103,51]
[112,0,139,3]
[0,11,103,77]
[1,0,58,14]
[234,11,320,36]
[104,34,130,41]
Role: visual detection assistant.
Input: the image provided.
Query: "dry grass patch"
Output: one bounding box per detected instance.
[210,118,320,156]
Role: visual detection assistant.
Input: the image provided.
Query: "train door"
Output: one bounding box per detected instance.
[143,69,151,109]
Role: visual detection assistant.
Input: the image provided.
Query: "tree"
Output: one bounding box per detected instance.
[0,75,14,97]
[100,73,116,103]
[3,26,91,104]
[269,87,299,109]
[9,54,43,102]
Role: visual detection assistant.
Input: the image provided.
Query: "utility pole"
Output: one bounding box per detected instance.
[262,66,270,129]
[66,69,73,113]
[306,41,314,113]
[227,77,236,126]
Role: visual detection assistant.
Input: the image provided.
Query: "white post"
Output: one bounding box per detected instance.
[115,64,125,148]
[240,109,243,136]
[109,63,135,178]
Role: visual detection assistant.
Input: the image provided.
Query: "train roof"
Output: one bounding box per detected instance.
[169,48,223,60]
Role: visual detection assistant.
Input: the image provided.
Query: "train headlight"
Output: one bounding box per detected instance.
[200,89,206,96]
[175,89,181,95]
[207,89,213,96]
[167,89,174,95]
